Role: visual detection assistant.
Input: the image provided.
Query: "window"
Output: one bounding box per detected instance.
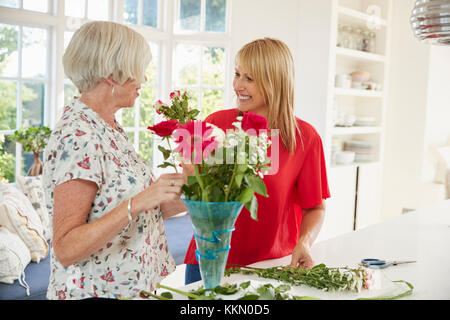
[0,0,49,13]
[174,43,226,120]
[0,23,49,182]
[176,0,227,33]
[65,0,109,21]
[124,0,160,29]
[0,0,231,182]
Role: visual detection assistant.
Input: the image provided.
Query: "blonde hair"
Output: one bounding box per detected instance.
[236,38,300,153]
[63,21,151,93]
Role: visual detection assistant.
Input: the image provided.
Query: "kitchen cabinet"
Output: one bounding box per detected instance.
[355,162,382,229]
[318,165,357,242]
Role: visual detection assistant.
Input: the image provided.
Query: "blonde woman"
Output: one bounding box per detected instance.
[184,38,330,284]
[43,21,187,299]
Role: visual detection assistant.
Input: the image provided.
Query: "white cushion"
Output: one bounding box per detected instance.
[0,184,48,262]
[16,175,50,240]
[0,226,31,285]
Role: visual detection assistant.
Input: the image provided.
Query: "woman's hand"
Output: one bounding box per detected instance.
[290,242,314,269]
[181,163,196,177]
[133,173,187,213]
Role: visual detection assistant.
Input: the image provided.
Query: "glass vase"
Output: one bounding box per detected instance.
[183,199,244,289]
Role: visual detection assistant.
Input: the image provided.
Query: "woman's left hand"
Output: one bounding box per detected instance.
[290,242,314,269]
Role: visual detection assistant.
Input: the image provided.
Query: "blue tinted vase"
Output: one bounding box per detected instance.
[182,199,244,289]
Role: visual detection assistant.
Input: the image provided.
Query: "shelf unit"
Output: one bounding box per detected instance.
[331,0,392,169]
[296,0,392,242]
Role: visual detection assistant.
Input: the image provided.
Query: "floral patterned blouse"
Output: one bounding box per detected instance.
[43,97,175,300]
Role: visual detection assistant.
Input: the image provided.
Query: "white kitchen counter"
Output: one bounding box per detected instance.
[161,199,450,299]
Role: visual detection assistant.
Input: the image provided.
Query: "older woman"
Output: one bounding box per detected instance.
[43,21,187,300]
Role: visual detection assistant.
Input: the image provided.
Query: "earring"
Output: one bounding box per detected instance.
[111,86,115,96]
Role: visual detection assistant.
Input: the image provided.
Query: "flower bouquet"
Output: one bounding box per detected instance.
[148,91,272,289]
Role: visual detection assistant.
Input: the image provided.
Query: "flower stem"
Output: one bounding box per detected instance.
[225,158,238,202]
[156,284,199,299]
[165,137,178,173]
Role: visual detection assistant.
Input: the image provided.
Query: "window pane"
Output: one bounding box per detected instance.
[124,0,138,24]
[0,0,18,8]
[145,42,158,85]
[139,131,153,164]
[0,80,17,130]
[0,134,16,183]
[203,46,225,87]
[22,82,44,127]
[87,0,109,21]
[65,0,85,18]
[23,0,48,13]
[64,81,78,106]
[143,0,158,28]
[126,131,135,145]
[139,87,155,127]
[64,31,74,49]
[179,0,201,32]
[205,0,226,32]
[121,108,135,127]
[202,89,223,120]
[22,27,47,78]
[0,24,19,77]
[174,44,200,86]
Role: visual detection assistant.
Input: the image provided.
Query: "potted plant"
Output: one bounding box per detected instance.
[11,126,52,176]
[148,91,272,289]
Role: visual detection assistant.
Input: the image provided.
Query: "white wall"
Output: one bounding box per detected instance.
[381,0,447,220]
[423,45,450,183]
[228,0,301,106]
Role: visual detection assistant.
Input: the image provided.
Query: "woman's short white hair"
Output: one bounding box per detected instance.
[63,21,151,93]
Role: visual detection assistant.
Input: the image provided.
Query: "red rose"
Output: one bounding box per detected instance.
[147,120,179,137]
[241,112,268,136]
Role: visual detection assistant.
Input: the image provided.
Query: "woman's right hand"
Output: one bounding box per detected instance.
[133,173,186,213]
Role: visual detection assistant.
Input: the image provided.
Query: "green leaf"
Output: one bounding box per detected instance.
[240,281,251,290]
[235,173,244,187]
[158,145,171,160]
[245,175,268,197]
[157,161,176,169]
[237,294,260,300]
[237,188,254,205]
[187,175,198,186]
[245,195,258,221]
[160,292,173,299]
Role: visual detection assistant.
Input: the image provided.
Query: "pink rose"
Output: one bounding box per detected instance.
[170,90,181,100]
[153,100,166,114]
[173,120,218,163]
[241,112,268,136]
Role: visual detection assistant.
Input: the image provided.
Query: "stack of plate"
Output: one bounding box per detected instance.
[344,140,377,162]
[354,117,377,127]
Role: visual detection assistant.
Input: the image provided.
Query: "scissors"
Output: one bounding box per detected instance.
[360,258,417,269]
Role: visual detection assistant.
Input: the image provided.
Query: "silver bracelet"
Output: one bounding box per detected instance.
[127,197,133,225]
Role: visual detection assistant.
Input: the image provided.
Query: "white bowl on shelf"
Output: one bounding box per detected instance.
[335,151,355,165]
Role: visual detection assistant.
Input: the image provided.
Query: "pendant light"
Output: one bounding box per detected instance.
[411,0,450,45]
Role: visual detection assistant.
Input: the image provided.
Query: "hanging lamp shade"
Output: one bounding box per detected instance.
[411,0,450,45]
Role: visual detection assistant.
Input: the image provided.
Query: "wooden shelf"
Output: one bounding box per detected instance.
[334,87,383,98]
